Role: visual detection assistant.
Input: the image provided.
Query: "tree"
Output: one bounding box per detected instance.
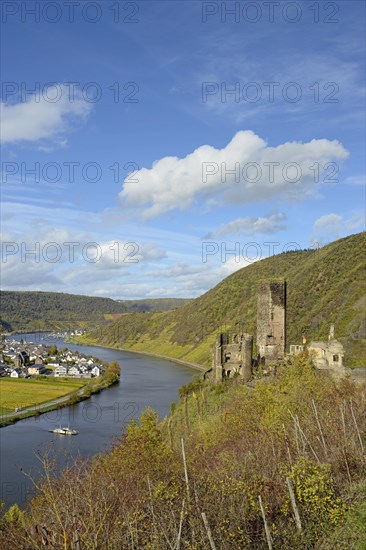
[48,344,58,356]
[4,504,24,525]
[104,361,120,384]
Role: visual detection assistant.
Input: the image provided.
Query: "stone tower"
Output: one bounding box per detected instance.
[256,280,286,361]
[213,332,253,382]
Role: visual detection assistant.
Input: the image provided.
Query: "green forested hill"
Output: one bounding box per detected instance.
[0,291,189,332]
[0,291,129,331]
[117,298,191,312]
[82,232,366,367]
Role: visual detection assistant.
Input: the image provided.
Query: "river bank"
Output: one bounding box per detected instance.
[0,339,196,510]
[69,337,208,373]
[0,361,120,427]
[1,329,57,337]
[1,330,205,427]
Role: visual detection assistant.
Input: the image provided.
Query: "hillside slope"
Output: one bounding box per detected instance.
[83,232,366,367]
[2,356,365,548]
[0,292,189,332]
[117,298,191,312]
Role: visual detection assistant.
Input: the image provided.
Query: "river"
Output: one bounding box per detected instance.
[0,333,196,510]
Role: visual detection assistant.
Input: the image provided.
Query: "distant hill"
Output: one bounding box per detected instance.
[117,298,191,312]
[0,291,190,332]
[82,232,366,367]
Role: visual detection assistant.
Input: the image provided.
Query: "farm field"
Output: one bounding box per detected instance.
[0,378,86,414]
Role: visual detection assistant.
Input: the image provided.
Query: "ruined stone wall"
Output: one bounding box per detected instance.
[241,334,253,382]
[213,332,253,381]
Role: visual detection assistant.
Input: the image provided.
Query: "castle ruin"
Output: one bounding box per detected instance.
[307,325,345,369]
[256,280,286,362]
[212,279,287,381]
[213,332,253,382]
[210,278,363,383]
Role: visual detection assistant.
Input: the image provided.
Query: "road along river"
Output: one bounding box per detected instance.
[0,334,196,509]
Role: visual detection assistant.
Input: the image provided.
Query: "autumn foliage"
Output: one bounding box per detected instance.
[1,355,365,548]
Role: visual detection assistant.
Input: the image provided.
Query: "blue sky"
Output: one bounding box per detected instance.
[1,0,365,298]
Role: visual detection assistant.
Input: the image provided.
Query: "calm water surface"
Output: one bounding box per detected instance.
[0,334,195,509]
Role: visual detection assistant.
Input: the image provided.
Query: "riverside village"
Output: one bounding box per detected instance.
[0,338,103,380]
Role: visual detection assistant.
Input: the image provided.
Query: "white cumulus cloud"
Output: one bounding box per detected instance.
[119,130,349,218]
[311,212,365,245]
[1,84,92,144]
[206,212,286,238]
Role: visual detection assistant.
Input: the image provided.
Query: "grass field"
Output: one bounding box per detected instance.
[0,378,86,414]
